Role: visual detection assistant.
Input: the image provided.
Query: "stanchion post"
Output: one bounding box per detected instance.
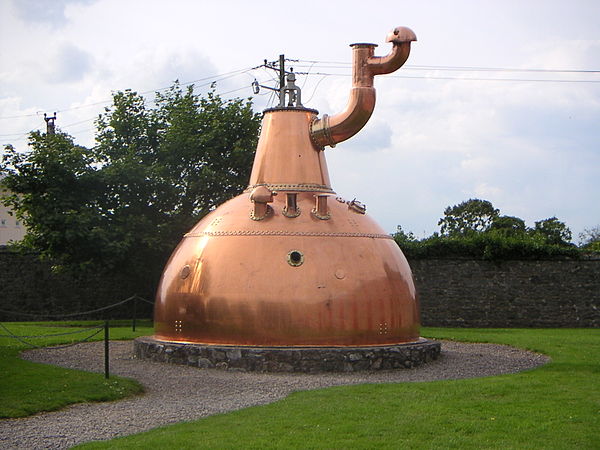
[104,321,109,379]
[132,296,137,332]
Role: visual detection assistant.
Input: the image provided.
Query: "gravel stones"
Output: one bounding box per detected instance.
[0,340,549,449]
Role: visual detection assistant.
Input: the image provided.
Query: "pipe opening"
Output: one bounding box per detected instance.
[250,203,273,221]
[287,250,304,267]
[309,26,415,149]
[283,193,301,218]
[312,195,331,220]
[249,186,276,220]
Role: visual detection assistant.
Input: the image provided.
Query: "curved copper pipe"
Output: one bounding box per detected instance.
[310,26,416,149]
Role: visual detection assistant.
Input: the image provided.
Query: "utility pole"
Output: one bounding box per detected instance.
[251,55,302,108]
[44,112,57,135]
[278,54,285,107]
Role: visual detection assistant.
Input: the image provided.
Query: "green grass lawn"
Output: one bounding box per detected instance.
[0,320,153,418]
[2,325,598,448]
[75,328,599,449]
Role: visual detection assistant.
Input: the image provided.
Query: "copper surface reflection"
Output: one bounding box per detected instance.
[154,26,420,347]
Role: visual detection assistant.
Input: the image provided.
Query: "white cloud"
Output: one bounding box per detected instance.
[1,0,599,238]
[473,182,502,198]
[47,43,93,83]
[341,119,393,152]
[11,0,95,26]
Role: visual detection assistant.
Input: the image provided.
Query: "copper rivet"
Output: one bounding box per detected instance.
[335,269,346,280]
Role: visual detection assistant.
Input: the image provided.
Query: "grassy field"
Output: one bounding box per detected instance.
[0,320,153,418]
[75,328,599,449]
[2,325,598,448]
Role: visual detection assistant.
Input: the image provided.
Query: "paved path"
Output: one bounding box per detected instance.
[0,340,549,449]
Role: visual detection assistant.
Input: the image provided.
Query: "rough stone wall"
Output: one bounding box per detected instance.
[134,337,441,372]
[409,257,600,328]
[0,248,151,320]
[2,247,598,327]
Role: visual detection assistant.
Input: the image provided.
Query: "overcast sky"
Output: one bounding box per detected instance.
[1,0,599,241]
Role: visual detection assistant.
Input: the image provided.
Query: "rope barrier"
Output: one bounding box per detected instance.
[0,324,106,338]
[0,295,154,319]
[0,294,154,362]
[0,322,104,349]
[36,327,105,350]
[134,296,155,305]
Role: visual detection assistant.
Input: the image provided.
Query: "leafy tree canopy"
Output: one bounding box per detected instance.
[579,226,600,251]
[438,198,499,236]
[533,217,572,246]
[489,215,527,237]
[395,199,586,260]
[1,83,261,293]
[394,225,418,245]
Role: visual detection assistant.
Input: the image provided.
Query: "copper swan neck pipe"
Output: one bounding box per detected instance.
[310,26,417,149]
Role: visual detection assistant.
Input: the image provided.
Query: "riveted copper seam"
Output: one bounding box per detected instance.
[245,183,335,193]
[183,230,393,239]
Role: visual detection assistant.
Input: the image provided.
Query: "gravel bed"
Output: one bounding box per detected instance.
[0,340,549,449]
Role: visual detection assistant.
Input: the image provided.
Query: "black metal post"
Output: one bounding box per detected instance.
[104,321,109,379]
[132,296,137,332]
[279,54,285,106]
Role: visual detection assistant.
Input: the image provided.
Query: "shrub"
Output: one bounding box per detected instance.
[394,230,580,260]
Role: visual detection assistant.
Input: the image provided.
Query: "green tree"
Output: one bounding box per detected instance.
[393,225,417,245]
[533,217,572,246]
[578,226,600,251]
[1,133,104,263]
[489,215,526,237]
[1,84,261,296]
[396,201,580,260]
[438,198,499,236]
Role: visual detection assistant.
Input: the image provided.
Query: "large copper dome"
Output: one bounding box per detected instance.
[153,27,420,347]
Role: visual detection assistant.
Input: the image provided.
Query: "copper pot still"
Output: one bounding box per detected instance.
[154,26,420,347]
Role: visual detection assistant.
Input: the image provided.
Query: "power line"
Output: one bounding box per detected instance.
[288,58,600,82]
[3,60,599,143]
[0,111,44,120]
[0,76,268,143]
[0,131,33,138]
[288,59,600,74]
[406,65,600,74]
[0,66,258,121]
[296,71,600,84]
[3,61,598,122]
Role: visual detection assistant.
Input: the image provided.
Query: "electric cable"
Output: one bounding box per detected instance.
[289,59,600,73]
[2,60,599,143]
[294,71,600,84]
[0,66,258,120]
[303,74,329,104]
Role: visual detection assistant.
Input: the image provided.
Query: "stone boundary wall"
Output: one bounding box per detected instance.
[2,247,598,327]
[409,257,600,328]
[0,247,150,320]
